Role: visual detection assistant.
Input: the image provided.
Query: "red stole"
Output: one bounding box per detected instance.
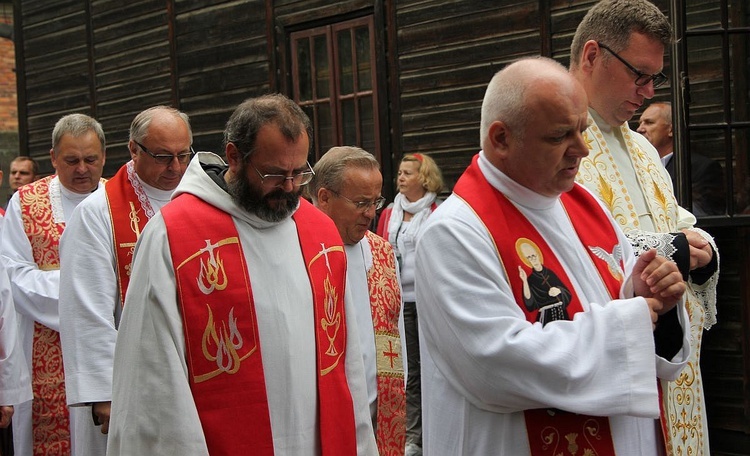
[18,176,70,455]
[162,194,357,455]
[364,231,406,455]
[453,155,624,456]
[105,162,151,306]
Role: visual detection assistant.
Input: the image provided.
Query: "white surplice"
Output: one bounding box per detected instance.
[106,153,377,456]
[414,152,690,455]
[59,172,172,407]
[0,177,105,456]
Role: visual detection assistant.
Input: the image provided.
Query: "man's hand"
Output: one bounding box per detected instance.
[0,405,13,428]
[631,249,686,314]
[93,401,111,434]
[681,229,712,270]
[644,298,664,331]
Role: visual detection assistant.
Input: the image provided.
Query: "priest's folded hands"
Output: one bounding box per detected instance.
[631,248,687,328]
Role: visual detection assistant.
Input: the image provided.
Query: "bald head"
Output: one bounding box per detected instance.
[481,57,585,149]
[481,57,590,197]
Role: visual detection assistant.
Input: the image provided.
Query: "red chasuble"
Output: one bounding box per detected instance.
[18,176,70,456]
[364,231,406,455]
[453,155,625,456]
[105,161,152,306]
[162,194,357,455]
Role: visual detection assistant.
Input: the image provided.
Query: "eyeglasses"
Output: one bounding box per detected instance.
[135,141,194,165]
[597,42,668,88]
[330,190,386,212]
[250,161,315,188]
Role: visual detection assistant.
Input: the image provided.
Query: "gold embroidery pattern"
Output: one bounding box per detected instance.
[534,416,608,455]
[578,127,637,230]
[366,232,407,455]
[620,126,678,232]
[197,240,229,294]
[321,275,342,357]
[308,243,346,375]
[366,232,402,330]
[19,177,71,454]
[183,237,256,383]
[664,292,706,455]
[200,306,244,377]
[20,177,65,269]
[578,119,709,455]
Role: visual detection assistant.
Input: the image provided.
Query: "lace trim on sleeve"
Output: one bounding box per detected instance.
[687,227,719,330]
[625,230,678,260]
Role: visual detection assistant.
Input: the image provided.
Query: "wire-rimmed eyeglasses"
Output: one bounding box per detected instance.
[329,190,386,212]
[250,161,315,188]
[597,42,667,88]
[135,140,194,165]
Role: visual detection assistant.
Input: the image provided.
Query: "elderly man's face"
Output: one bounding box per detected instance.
[502,81,590,198]
[130,112,192,191]
[50,130,105,194]
[637,104,672,157]
[320,166,383,245]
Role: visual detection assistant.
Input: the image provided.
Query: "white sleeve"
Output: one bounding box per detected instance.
[0,261,33,406]
[107,214,208,455]
[415,200,662,418]
[59,193,120,406]
[0,192,60,330]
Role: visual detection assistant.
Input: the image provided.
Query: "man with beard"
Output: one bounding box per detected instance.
[58,106,193,453]
[107,94,377,455]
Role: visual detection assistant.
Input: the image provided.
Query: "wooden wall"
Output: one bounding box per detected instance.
[15,0,272,177]
[394,0,540,190]
[11,1,750,453]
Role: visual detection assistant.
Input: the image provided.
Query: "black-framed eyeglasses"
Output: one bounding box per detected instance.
[250,161,315,188]
[329,190,386,212]
[597,42,667,88]
[135,140,194,165]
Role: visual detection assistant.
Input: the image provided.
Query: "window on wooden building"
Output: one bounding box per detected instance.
[290,16,380,163]
[680,1,750,220]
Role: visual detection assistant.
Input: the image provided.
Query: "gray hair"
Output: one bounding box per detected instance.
[570,0,672,70]
[130,106,192,143]
[224,93,312,162]
[480,56,568,145]
[647,101,672,124]
[309,146,380,202]
[52,113,106,154]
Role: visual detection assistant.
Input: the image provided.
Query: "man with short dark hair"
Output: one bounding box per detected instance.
[8,156,37,193]
[107,94,377,455]
[570,1,719,453]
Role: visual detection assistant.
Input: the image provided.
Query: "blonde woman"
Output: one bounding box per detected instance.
[377,153,443,456]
